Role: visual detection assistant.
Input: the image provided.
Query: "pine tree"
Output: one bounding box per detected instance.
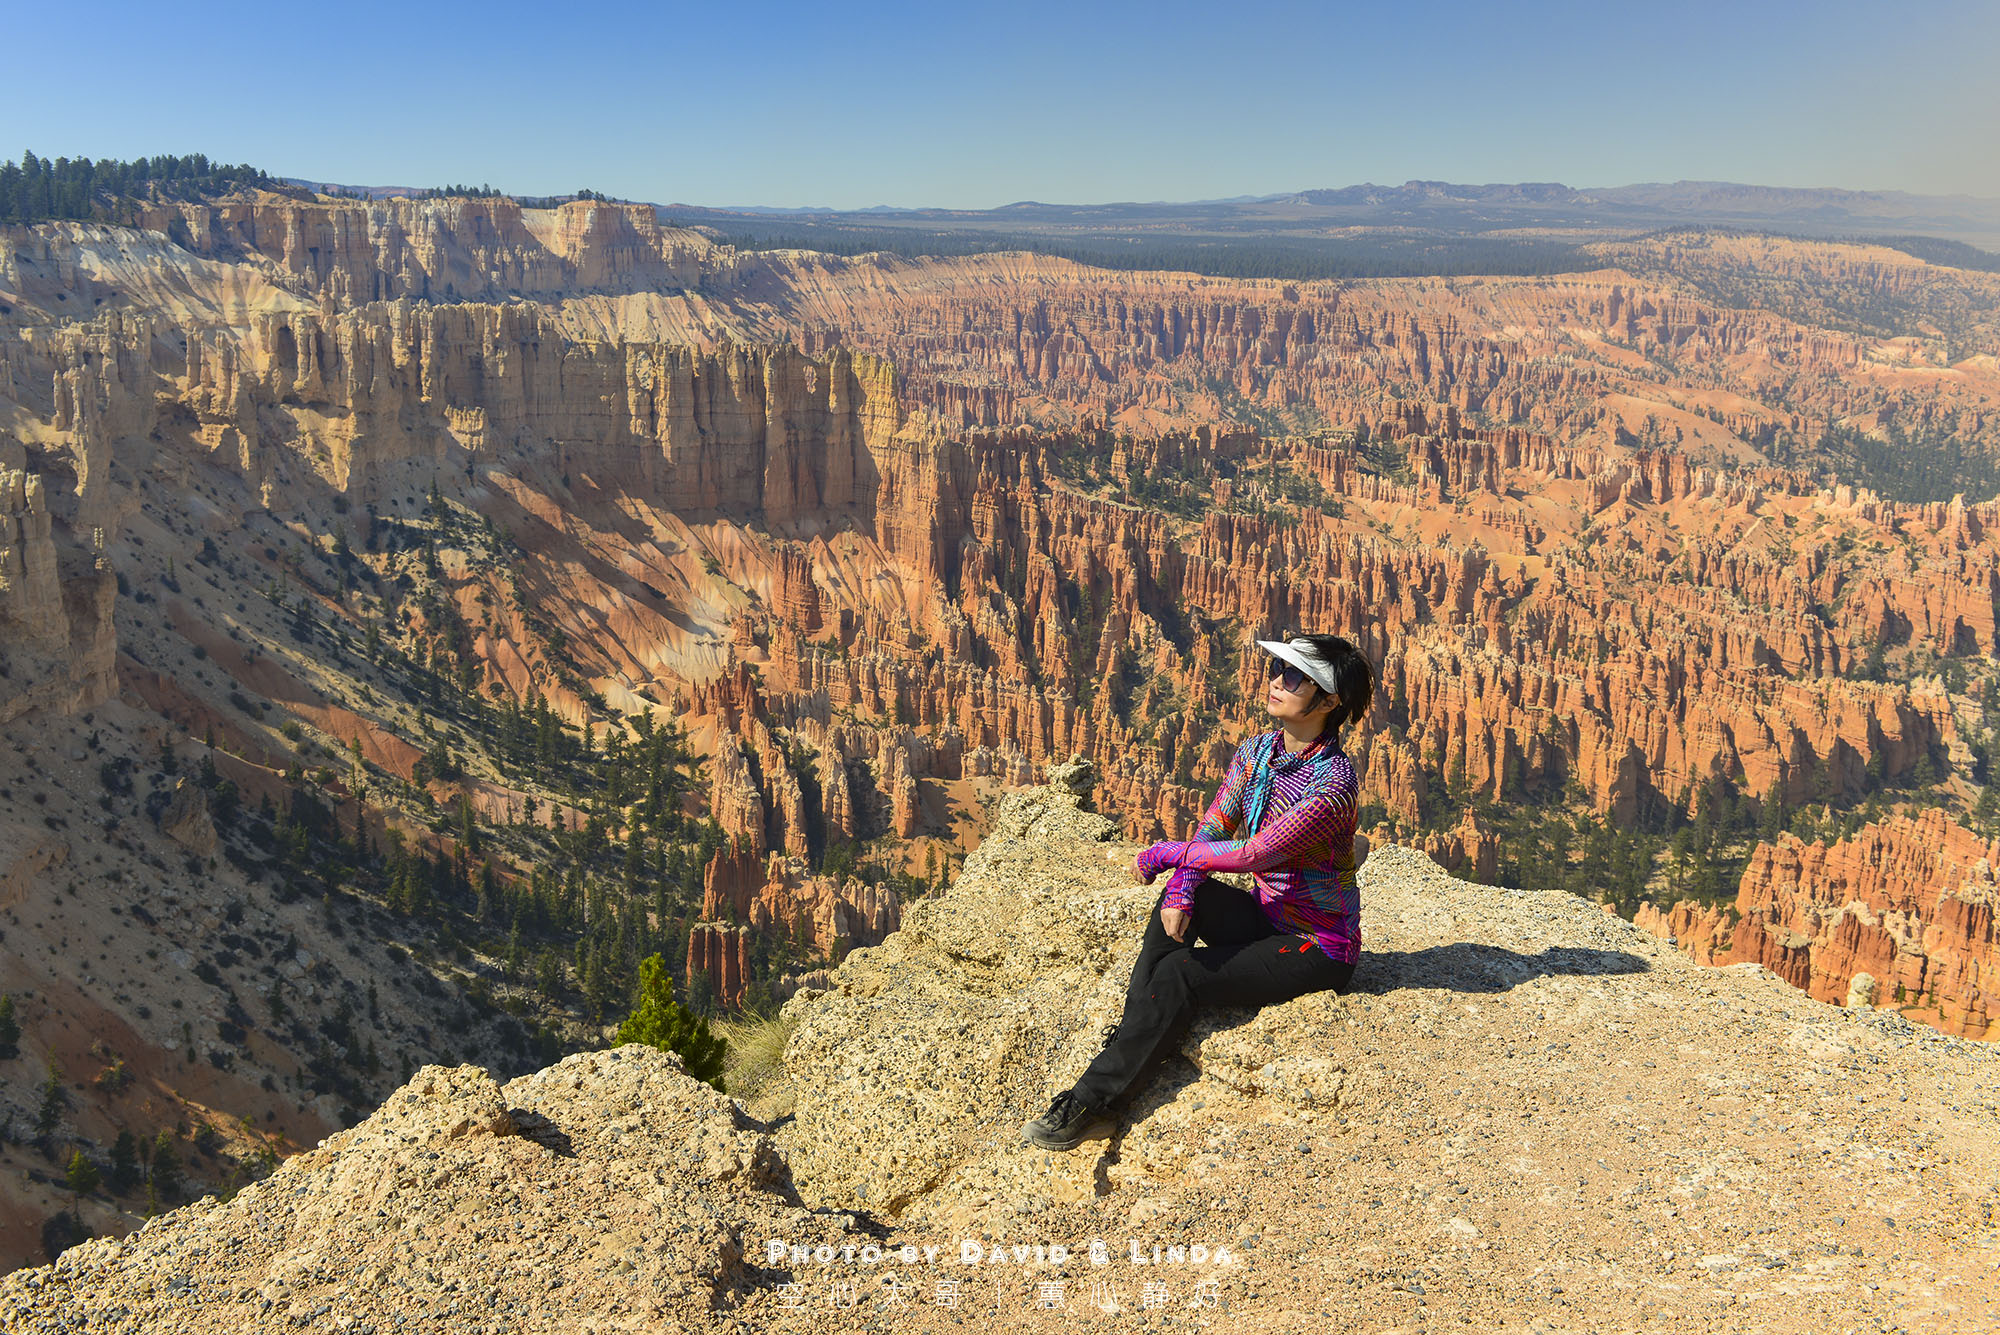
[536,950,565,999]
[476,863,497,922]
[0,994,19,1059]
[1974,782,1999,837]
[150,1133,182,1203]
[109,1131,139,1193]
[36,1060,65,1141]
[64,1150,100,1207]
[614,954,727,1092]
[1758,780,1788,843]
[458,793,480,853]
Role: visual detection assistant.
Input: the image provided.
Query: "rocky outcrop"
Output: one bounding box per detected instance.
[0,1051,862,1332]
[177,299,905,507]
[19,198,1994,457]
[11,784,1998,1333]
[708,745,769,858]
[4,204,1998,1119]
[1406,807,1500,882]
[0,421,117,723]
[0,459,65,642]
[701,838,901,960]
[1638,810,1999,1037]
[687,922,753,1009]
[156,777,219,857]
[5,211,1986,854]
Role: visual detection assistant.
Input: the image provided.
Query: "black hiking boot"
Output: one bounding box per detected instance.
[1022,1089,1112,1151]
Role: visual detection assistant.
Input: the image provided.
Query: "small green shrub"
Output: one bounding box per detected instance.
[615,954,727,1092]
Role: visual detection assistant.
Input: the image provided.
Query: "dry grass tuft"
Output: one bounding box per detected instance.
[716,1010,798,1120]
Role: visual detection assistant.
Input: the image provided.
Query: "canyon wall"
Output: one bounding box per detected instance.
[134,197,733,305]
[1638,810,1997,1038]
[4,203,1989,861]
[2,194,1996,1028]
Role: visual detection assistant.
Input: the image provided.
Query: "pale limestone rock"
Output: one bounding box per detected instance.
[0,466,66,644]
[1846,971,1879,1009]
[0,1049,862,1332]
[6,790,2000,1333]
[1044,752,1097,802]
[985,765,1116,845]
[774,780,1130,1211]
[158,778,219,858]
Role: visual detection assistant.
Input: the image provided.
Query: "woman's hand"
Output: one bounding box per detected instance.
[1160,905,1191,942]
[1134,843,1175,884]
[1353,832,1371,875]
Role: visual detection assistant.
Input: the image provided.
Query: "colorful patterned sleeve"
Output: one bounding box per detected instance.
[1159,742,1253,912]
[1155,762,1357,878]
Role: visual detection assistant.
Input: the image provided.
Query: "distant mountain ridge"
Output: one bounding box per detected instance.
[1284,179,1996,210]
[274,172,2000,249]
[1285,180,1594,207]
[286,175,1994,217]
[664,179,2000,253]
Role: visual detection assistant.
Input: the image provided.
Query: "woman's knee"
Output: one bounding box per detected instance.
[1149,953,1204,1002]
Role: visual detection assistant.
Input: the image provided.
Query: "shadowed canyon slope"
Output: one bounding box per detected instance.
[2,191,1998,1269]
[3,779,1997,1333]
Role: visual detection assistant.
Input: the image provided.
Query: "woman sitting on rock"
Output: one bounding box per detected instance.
[1024,632,1374,1151]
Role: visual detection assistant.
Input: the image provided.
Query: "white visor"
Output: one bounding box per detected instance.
[1257,639,1341,697]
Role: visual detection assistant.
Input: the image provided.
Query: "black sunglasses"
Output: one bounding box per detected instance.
[1267,659,1311,693]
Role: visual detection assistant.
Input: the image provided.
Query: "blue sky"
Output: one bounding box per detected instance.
[10,0,1996,208]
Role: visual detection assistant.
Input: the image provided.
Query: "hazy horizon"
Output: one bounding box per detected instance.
[11,0,1997,212]
[267,176,2000,214]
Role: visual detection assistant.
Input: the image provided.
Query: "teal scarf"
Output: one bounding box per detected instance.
[1241,727,1344,837]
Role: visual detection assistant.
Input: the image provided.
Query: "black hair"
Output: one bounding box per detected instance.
[1282,633,1376,736]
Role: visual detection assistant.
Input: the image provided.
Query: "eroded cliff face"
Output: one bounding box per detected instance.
[543,241,2000,453]
[4,198,1997,975]
[0,440,115,726]
[3,782,1996,1333]
[133,196,732,305]
[1639,810,1998,1038]
[175,299,902,512]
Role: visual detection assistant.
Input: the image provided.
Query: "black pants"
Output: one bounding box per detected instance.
[1070,876,1355,1111]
